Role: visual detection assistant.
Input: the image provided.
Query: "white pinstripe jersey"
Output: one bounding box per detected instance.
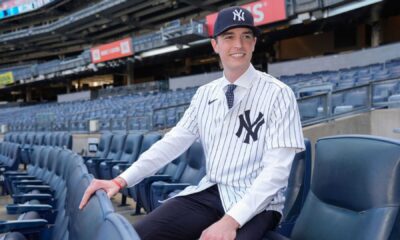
[175,64,305,218]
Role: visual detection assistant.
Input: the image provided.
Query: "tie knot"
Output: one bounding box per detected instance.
[227,84,236,93]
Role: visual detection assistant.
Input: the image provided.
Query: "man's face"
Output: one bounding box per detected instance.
[211,27,256,74]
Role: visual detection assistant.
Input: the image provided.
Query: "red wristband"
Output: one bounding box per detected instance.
[111,179,123,190]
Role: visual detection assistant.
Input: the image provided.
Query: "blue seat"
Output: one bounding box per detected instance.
[98,133,143,180]
[268,139,312,237]
[82,132,113,162]
[266,135,400,240]
[137,152,187,213]
[86,134,126,178]
[113,132,162,208]
[149,141,206,210]
[94,213,140,240]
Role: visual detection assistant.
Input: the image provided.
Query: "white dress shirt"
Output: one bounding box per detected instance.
[120,64,305,226]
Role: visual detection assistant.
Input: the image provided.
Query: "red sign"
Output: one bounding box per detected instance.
[205,0,287,36]
[90,37,133,63]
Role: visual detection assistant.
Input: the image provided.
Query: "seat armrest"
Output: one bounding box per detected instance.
[144,175,172,183]
[0,219,48,233]
[12,193,53,204]
[91,158,112,163]
[4,171,28,176]
[16,185,52,193]
[13,180,43,185]
[151,182,190,193]
[116,164,131,171]
[105,160,128,166]
[82,156,99,162]
[6,204,53,214]
[9,175,36,181]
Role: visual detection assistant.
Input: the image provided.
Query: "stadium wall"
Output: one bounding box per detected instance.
[169,71,222,90]
[269,42,400,76]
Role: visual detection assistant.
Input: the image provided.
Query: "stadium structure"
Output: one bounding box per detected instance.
[0,0,399,239]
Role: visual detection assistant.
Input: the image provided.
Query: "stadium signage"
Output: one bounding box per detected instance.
[0,72,14,87]
[205,0,287,36]
[90,37,133,64]
[0,0,55,20]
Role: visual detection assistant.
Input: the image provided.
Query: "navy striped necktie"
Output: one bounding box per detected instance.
[225,84,237,109]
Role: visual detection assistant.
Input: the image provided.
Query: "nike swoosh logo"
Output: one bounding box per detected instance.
[208,99,217,105]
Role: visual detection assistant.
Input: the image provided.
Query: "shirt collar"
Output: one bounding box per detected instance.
[220,64,257,90]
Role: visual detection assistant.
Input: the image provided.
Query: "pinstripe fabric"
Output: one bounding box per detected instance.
[175,64,304,224]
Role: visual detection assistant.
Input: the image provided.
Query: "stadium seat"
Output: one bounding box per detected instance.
[137,152,187,213]
[271,139,312,237]
[97,133,143,180]
[94,213,140,240]
[266,135,400,240]
[86,133,127,178]
[114,132,162,209]
[82,132,113,162]
[149,141,206,210]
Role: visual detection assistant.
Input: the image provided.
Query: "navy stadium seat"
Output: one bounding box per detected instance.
[266,135,400,240]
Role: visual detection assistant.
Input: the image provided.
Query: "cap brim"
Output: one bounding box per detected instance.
[213,24,261,38]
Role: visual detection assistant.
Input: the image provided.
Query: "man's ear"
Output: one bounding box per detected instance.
[211,38,219,54]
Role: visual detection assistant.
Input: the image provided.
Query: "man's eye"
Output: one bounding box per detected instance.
[223,35,233,40]
[243,34,253,39]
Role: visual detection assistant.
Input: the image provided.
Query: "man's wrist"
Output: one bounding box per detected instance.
[222,214,240,230]
[112,177,127,190]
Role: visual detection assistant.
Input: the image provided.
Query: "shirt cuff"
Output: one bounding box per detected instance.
[226,201,254,227]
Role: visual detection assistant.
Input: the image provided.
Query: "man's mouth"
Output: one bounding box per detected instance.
[230,53,246,58]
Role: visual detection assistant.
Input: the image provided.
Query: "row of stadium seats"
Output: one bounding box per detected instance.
[0,145,140,240]
[281,57,400,94]
[84,131,313,238]
[0,87,196,132]
[3,132,72,150]
[1,59,400,131]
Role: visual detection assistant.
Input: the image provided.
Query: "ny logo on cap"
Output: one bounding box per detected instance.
[232,9,245,21]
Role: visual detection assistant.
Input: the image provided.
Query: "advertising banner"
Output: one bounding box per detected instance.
[0,72,14,87]
[90,37,133,64]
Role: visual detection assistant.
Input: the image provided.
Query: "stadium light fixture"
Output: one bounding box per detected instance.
[140,44,189,58]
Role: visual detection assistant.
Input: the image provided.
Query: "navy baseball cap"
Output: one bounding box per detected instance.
[213,6,260,38]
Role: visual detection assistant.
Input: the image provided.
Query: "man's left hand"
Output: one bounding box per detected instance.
[200,215,240,240]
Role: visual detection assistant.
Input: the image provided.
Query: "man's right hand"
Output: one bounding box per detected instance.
[79,178,122,210]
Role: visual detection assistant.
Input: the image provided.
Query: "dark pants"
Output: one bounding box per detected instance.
[133,185,281,240]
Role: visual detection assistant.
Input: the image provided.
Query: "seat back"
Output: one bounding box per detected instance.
[105,134,126,160]
[69,188,114,240]
[179,141,206,184]
[119,133,143,163]
[62,132,73,149]
[274,139,312,237]
[139,133,162,154]
[33,133,44,145]
[97,133,113,158]
[43,133,52,145]
[94,213,140,240]
[292,135,400,240]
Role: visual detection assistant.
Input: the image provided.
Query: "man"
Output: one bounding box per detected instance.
[80,6,304,240]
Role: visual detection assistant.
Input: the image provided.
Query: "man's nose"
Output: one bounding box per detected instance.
[232,37,244,48]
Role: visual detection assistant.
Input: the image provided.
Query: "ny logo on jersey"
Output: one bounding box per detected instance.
[236,110,265,144]
[232,9,245,21]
